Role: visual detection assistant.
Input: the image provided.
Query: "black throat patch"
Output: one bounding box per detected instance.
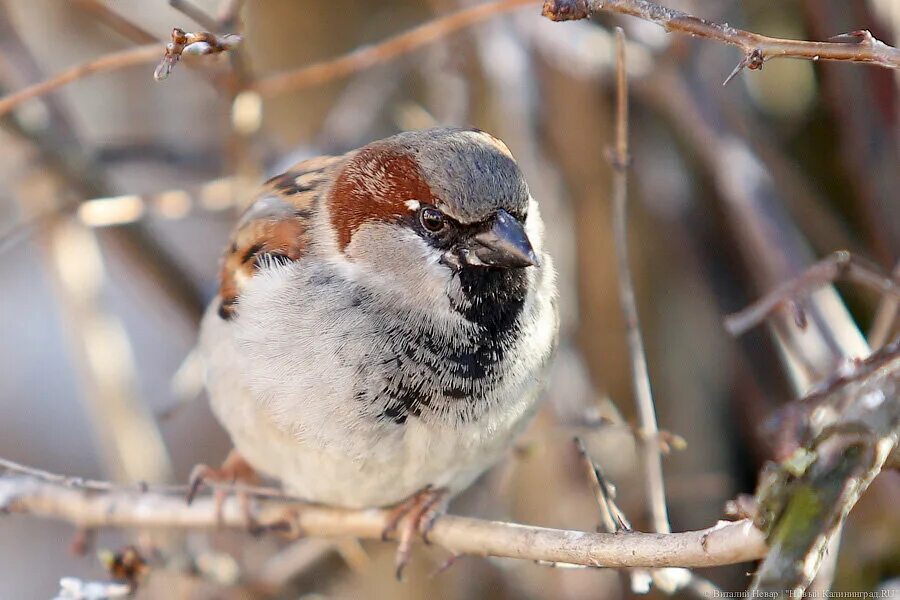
[369,267,530,426]
[454,267,528,334]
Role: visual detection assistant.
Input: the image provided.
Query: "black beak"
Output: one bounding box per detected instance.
[442,209,539,270]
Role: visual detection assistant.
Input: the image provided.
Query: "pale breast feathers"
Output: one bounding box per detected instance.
[217,155,342,319]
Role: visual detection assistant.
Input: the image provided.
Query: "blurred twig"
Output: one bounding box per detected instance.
[0,9,178,487]
[870,260,900,349]
[0,0,537,118]
[0,44,160,118]
[724,251,900,337]
[169,0,220,32]
[72,0,160,44]
[258,539,342,591]
[746,337,900,593]
[252,0,536,96]
[541,0,900,78]
[639,68,870,391]
[0,7,206,328]
[576,438,715,594]
[635,59,881,593]
[0,111,208,323]
[217,0,245,30]
[315,64,404,151]
[0,470,768,570]
[803,1,900,264]
[608,27,670,535]
[723,106,862,260]
[18,216,173,484]
[575,437,631,533]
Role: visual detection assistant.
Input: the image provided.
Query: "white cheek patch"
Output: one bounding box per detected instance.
[404,199,421,211]
[524,196,545,254]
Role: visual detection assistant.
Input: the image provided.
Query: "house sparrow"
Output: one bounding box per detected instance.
[195,127,558,571]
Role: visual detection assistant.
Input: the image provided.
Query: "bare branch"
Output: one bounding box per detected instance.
[0,472,767,570]
[869,260,900,350]
[0,0,535,118]
[169,0,220,32]
[153,28,242,81]
[609,27,670,535]
[0,456,292,501]
[574,437,631,533]
[252,0,536,97]
[634,58,887,593]
[216,0,245,30]
[541,0,900,72]
[73,0,160,43]
[724,251,900,337]
[749,338,900,593]
[0,44,161,118]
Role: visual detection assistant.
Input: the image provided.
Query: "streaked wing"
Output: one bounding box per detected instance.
[217,155,343,319]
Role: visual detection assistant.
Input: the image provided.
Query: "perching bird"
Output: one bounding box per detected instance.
[195,127,558,574]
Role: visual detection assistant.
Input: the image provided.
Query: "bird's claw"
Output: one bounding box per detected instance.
[185,450,260,532]
[381,486,449,580]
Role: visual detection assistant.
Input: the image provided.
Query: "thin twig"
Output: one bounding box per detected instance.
[252,0,536,96]
[0,1,535,117]
[576,438,714,594]
[0,44,161,118]
[258,539,342,589]
[574,438,631,533]
[632,46,886,594]
[217,0,245,30]
[724,251,900,337]
[869,259,900,349]
[0,473,768,570]
[541,0,900,78]
[608,27,670,535]
[0,456,290,500]
[749,340,900,593]
[803,4,900,261]
[169,0,220,32]
[153,28,242,81]
[638,67,870,391]
[72,0,160,43]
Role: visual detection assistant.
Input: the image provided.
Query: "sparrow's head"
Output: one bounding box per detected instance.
[327,128,542,304]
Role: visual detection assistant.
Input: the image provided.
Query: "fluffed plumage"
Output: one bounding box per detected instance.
[200,128,558,508]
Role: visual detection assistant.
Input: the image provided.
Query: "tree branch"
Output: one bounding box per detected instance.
[541,0,900,78]
[0,472,767,570]
[724,250,900,337]
[0,44,161,118]
[748,337,900,594]
[0,0,537,118]
[252,0,536,96]
[608,27,670,535]
[870,259,900,350]
[72,0,160,44]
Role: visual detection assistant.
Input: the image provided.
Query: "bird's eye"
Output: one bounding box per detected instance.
[419,207,446,233]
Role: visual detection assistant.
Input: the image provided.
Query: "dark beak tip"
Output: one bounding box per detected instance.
[455,208,542,270]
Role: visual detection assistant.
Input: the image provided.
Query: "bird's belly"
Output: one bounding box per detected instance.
[217,388,530,508]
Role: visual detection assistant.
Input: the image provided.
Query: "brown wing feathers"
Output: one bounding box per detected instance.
[217,156,341,320]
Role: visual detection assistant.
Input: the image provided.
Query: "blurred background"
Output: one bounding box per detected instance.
[0,0,898,597]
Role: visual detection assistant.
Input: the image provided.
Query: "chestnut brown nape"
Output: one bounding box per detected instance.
[329,145,437,251]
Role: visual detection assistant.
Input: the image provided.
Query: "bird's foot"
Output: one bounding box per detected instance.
[381,485,449,580]
[187,449,261,532]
